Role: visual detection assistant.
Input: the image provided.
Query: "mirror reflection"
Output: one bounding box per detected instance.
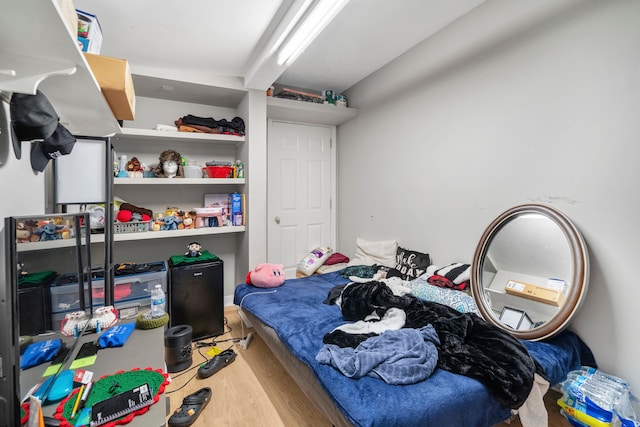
[7,213,104,410]
[471,204,589,341]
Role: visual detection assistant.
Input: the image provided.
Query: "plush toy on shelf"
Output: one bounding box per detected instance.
[116,202,153,223]
[16,220,39,243]
[159,214,182,231]
[246,263,285,288]
[34,222,66,241]
[126,156,144,178]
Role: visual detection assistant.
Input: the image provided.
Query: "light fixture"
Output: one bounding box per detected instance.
[276,0,349,67]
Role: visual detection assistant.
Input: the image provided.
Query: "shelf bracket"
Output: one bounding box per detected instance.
[0,53,77,95]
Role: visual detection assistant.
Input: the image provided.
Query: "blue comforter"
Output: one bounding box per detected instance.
[233,271,594,427]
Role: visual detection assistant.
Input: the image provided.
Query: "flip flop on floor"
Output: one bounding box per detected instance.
[168,387,211,427]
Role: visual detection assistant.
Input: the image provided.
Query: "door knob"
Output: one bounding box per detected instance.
[274,216,280,224]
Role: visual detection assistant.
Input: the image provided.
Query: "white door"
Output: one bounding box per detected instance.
[267,121,335,278]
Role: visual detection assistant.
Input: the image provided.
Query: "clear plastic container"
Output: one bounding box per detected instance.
[150,284,166,318]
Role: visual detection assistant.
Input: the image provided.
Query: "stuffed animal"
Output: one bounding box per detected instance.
[182,210,197,229]
[185,241,202,257]
[246,263,285,288]
[159,214,182,231]
[34,222,65,241]
[117,202,153,223]
[16,220,38,243]
[125,157,144,178]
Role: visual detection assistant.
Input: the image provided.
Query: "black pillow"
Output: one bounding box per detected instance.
[395,247,431,280]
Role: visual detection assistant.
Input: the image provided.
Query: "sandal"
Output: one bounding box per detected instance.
[168,387,211,427]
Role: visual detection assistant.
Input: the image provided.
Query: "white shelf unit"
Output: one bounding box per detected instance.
[111,128,247,241]
[267,96,358,125]
[0,0,120,137]
[109,76,249,267]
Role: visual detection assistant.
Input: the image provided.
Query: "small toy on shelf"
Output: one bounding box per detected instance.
[159,214,182,231]
[116,202,153,222]
[185,241,202,257]
[16,220,39,243]
[34,222,66,241]
[126,156,144,178]
[179,210,197,229]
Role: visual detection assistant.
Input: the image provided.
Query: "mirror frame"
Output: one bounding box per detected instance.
[470,204,589,341]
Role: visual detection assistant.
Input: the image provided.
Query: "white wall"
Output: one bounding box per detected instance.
[340,0,640,392]
[0,100,48,287]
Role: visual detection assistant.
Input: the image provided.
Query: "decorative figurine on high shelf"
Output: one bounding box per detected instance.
[186,241,202,257]
[154,149,184,178]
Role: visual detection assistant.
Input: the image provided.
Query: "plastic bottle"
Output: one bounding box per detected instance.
[150,284,166,318]
[235,160,244,179]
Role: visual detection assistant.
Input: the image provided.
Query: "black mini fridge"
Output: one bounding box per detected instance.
[168,258,224,341]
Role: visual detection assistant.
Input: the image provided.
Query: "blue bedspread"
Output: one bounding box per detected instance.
[233,271,594,427]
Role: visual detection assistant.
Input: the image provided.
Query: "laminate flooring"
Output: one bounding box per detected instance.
[164,306,571,426]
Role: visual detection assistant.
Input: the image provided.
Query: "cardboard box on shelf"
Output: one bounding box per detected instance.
[504,279,566,307]
[76,9,102,54]
[84,53,136,120]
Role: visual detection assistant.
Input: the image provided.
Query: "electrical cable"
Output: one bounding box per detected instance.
[237,290,277,342]
[165,320,237,395]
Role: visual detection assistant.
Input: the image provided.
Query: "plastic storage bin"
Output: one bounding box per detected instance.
[50,261,167,317]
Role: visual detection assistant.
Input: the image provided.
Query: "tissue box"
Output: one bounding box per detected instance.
[84,53,136,120]
[76,9,102,54]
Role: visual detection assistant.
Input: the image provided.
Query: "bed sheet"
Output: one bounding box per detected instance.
[233,271,594,427]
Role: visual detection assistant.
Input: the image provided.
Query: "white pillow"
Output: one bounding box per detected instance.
[297,246,333,276]
[347,238,398,268]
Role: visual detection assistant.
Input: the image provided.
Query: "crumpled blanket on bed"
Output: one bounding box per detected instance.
[324,280,540,409]
[316,324,439,385]
[233,271,596,427]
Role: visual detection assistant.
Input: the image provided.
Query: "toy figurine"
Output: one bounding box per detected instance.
[185,241,202,257]
[154,149,184,178]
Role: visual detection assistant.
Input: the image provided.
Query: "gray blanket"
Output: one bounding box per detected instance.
[316,324,439,385]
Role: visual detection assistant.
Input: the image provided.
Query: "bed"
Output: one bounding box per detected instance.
[233,270,594,427]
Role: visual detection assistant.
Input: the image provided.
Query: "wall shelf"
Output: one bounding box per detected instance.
[17,226,245,251]
[267,97,358,126]
[113,226,245,242]
[114,178,245,185]
[115,127,245,145]
[0,0,120,137]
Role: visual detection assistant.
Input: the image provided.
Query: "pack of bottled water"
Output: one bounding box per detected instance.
[558,366,639,427]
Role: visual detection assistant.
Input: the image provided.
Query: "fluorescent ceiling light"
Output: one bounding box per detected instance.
[277,0,349,67]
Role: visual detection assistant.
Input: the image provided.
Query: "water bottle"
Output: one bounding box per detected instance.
[150,284,166,318]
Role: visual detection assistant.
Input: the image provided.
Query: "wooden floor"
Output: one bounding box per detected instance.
[164,307,571,426]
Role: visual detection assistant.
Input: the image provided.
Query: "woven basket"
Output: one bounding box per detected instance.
[114,221,152,234]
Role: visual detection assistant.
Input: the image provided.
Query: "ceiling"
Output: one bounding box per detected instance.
[73,0,485,95]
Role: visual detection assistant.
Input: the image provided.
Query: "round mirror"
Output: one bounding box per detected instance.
[470,204,589,341]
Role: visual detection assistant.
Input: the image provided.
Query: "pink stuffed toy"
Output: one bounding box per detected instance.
[246,263,285,288]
